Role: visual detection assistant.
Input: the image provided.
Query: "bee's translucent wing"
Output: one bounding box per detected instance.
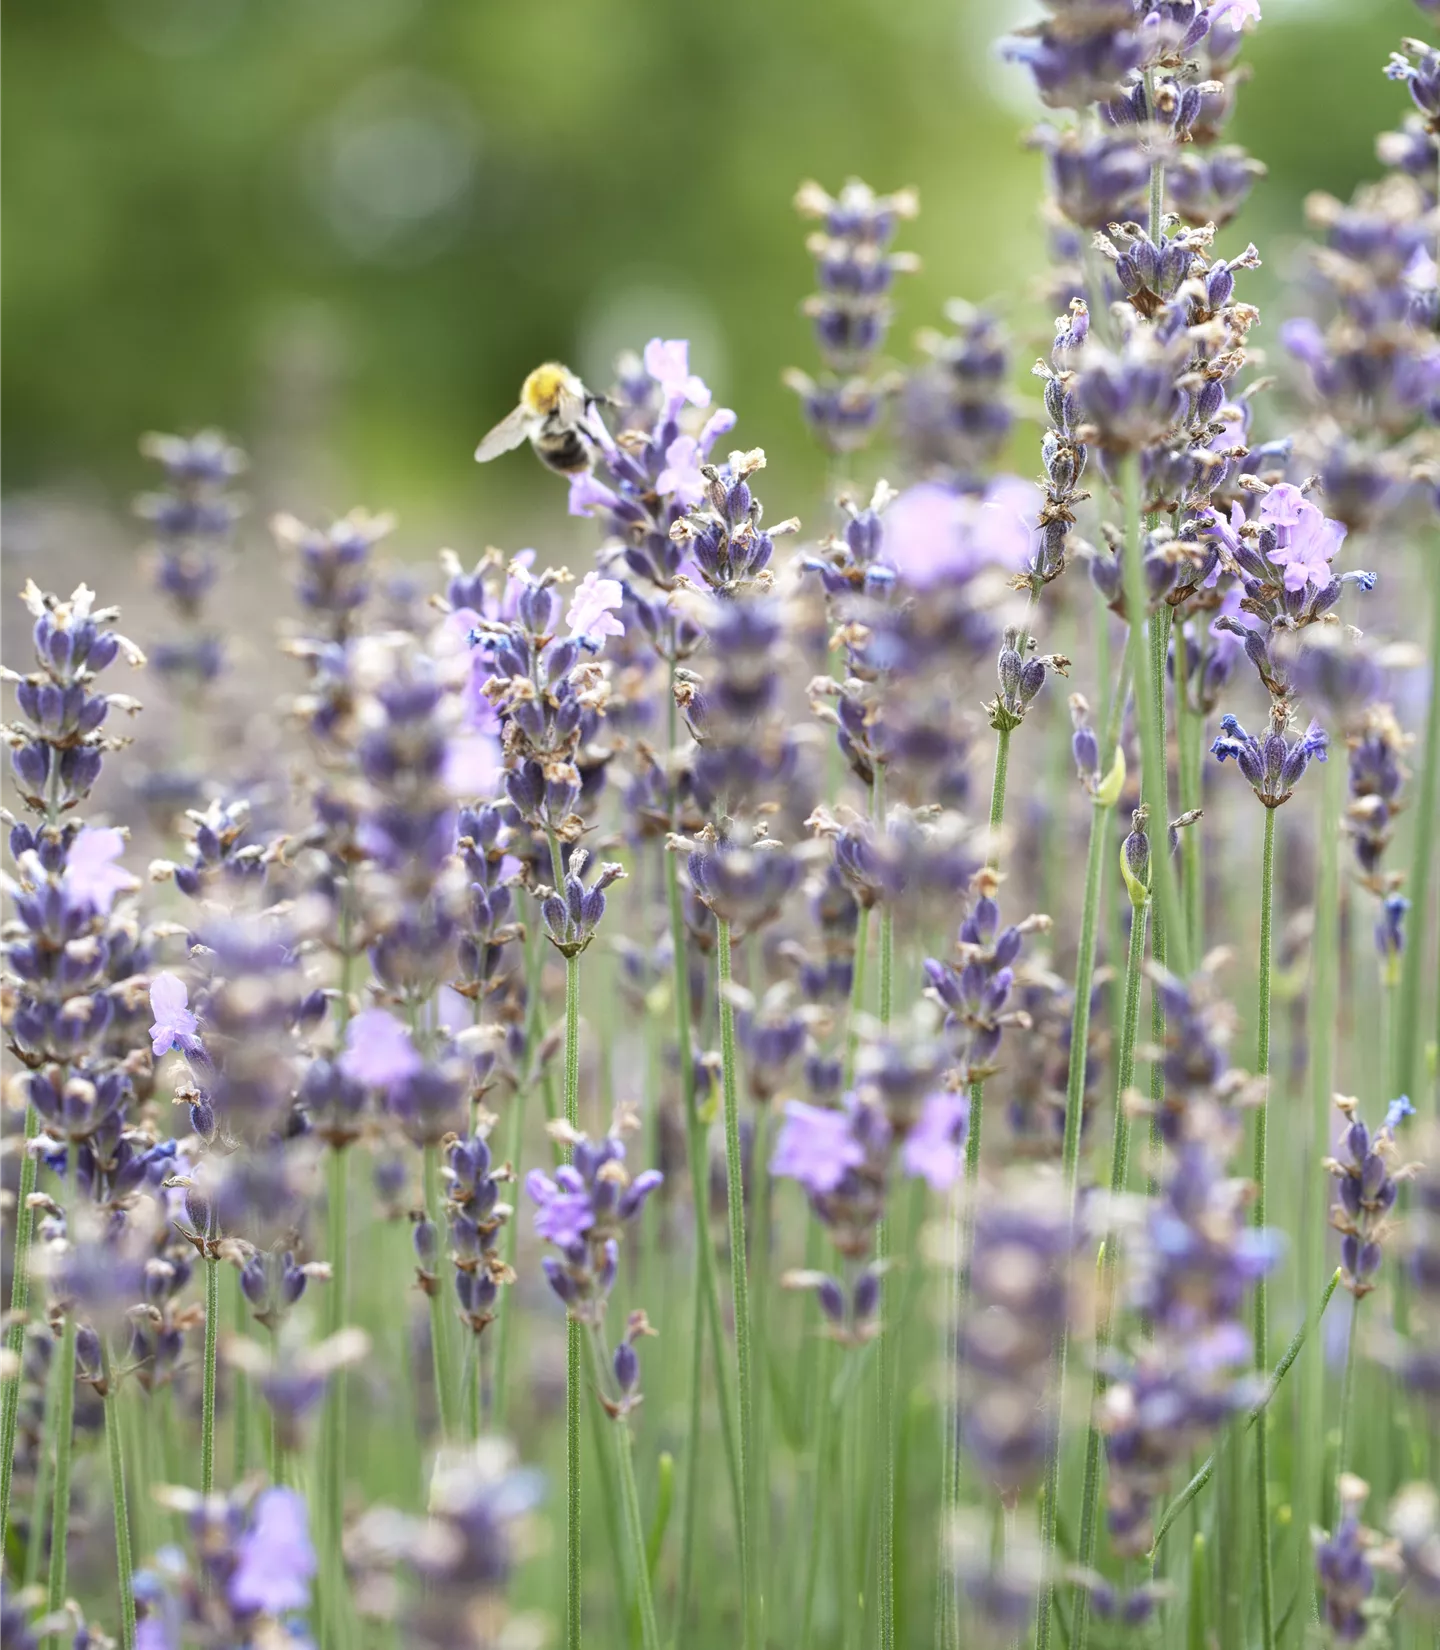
[474,405,531,463]
[555,383,588,426]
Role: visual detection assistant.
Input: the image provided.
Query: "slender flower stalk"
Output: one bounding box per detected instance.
[202,1253,219,1493]
[1252,800,1277,1650]
[873,767,896,1650]
[422,1143,455,1443]
[666,847,744,1635]
[102,1347,137,1650]
[590,1328,662,1650]
[717,916,757,1649]
[45,1310,77,1641]
[563,950,583,1650]
[1397,581,1440,1110]
[0,1106,38,1544]
[1035,782,1112,1650]
[1300,752,1343,1576]
[1073,815,1151,1650]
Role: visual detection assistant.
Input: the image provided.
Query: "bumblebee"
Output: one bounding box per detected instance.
[474,362,603,476]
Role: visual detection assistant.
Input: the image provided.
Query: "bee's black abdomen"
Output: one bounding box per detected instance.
[537,427,591,474]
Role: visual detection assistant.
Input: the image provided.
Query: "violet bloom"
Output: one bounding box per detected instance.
[228,1487,316,1615]
[1258,483,1347,593]
[525,1169,596,1247]
[643,337,710,408]
[883,476,1039,589]
[565,571,625,644]
[63,826,138,914]
[526,1127,663,1320]
[1211,705,1327,808]
[1208,0,1259,25]
[771,1099,867,1196]
[340,1008,423,1094]
[899,1091,970,1189]
[655,435,709,507]
[149,972,199,1057]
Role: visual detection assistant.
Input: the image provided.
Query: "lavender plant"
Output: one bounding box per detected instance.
[6,4,1440,1650]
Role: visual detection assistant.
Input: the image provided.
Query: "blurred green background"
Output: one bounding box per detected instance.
[1,0,1424,546]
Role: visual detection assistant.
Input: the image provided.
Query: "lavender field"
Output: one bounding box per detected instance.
[4,1,1440,1647]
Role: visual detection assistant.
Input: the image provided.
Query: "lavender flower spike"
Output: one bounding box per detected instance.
[1211,702,1327,808]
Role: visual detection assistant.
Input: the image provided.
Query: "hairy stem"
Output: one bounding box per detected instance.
[421,1144,454,1443]
[874,764,896,1650]
[103,1351,137,1650]
[0,1103,38,1547]
[202,1253,219,1494]
[1035,792,1111,1650]
[665,848,744,1639]
[494,918,545,1424]
[564,949,583,1650]
[1396,568,1440,1109]
[45,1312,77,1648]
[1253,803,1277,1650]
[1074,893,1149,1650]
[717,917,757,1650]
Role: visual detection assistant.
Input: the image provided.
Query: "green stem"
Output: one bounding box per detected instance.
[939,716,1015,1648]
[45,1312,76,1644]
[1118,458,1184,975]
[495,918,546,1425]
[1336,1295,1361,1487]
[665,851,744,1640]
[1035,792,1111,1650]
[422,1144,454,1443]
[1149,1269,1341,1561]
[0,1103,39,1546]
[564,950,583,1650]
[986,724,1012,867]
[1173,624,1204,956]
[1396,567,1440,1110]
[1301,755,1341,1602]
[322,1142,349,1644]
[616,1426,662,1650]
[801,1338,839,1650]
[596,1339,662,1650]
[202,1254,219,1494]
[717,917,757,1650]
[103,1354,137,1650]
[1254,803,1277,1650]
[874,766,895,1650]
[232,1277,249,1480]
[1074,895,1149,1650]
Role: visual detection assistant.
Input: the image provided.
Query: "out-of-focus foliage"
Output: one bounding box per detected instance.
[0,0,1420,536]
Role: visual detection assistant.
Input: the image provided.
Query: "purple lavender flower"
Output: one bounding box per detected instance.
[1101,1139,1279,1553]
[565,571,625,646]
[539,848,626,957]
[770,1100,867,1196]
[526,1123,663,1321]
[1388,38,1440,124]
[898,1091,970,1189]
[1325,1095,1412,1296]
[340,1008,423,1092]
[1314,1476,1382,1643]
[62,826,138,914]
[149,973,200,1058]
[1211,703,1327,808]
[643,338,711,409]
[1255,483,1347,592]
[228,1487,317,1615]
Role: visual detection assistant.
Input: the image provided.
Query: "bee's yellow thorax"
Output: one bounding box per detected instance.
[520,363,577,417]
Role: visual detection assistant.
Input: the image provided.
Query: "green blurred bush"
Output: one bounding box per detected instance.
[0,0,1421,534]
